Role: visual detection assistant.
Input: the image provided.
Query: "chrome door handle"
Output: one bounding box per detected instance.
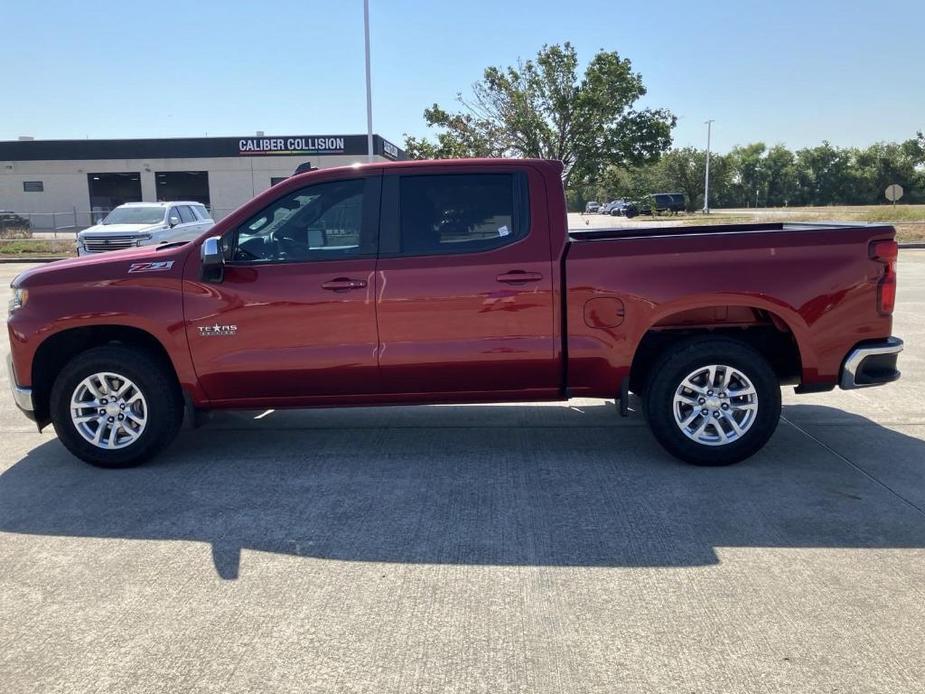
[496,271,543,285]
[322,277,368,291]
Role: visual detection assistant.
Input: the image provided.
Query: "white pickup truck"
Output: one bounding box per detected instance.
[77,201,214,255]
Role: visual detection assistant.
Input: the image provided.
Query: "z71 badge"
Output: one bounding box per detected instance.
[128,261,175,273]
[198,324,237,337]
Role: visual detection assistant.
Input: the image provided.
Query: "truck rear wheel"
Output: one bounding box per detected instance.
[643,337,781,466]
[49,346,183,468]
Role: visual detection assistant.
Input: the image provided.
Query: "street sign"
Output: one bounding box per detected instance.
[885,184,904,203]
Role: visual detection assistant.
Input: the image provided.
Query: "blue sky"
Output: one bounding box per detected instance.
[3,0,923,153]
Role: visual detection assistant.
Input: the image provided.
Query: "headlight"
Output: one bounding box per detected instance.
[8,287,28,314]
[135,234,153,245]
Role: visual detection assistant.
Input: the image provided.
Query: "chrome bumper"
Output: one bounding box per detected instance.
[6,354,33,412]
[840,337,904,390]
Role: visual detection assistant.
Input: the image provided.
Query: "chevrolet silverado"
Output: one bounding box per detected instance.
[6,159,903,468]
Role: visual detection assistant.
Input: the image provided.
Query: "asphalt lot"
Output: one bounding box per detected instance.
[1,255,924,693]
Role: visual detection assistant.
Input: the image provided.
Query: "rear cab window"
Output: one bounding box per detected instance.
[383,172,530,257]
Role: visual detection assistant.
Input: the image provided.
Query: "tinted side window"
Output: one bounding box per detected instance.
[233,178,369,263]
[397,173,529,256]
[178,205,195,223]
[194,204,213,220]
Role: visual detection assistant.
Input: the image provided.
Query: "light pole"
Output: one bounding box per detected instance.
[703,119,714,214]
[363,0,374,163]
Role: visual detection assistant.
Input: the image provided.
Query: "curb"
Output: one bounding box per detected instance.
[899,243,925,250]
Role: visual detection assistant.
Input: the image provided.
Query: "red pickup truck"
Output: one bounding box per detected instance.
[7,159,903,468]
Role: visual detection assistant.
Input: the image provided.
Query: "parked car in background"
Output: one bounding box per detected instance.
[7,158,902,469]
[606,199,630,216]
[654,193,686,214]
[77,202,214,255]
[0,210,31,235]
[584,201,600,213]
[624,193,686,218]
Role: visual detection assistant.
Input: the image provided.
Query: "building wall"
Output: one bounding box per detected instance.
[0,154,388,227]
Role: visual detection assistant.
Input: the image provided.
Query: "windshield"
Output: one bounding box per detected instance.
[101,206,165,225]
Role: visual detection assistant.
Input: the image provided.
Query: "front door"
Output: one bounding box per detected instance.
[184,175,381,403]
[375,166,558,397]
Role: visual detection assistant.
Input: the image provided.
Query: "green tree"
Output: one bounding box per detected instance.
[794,142,854,205]
[725,143,768,207]
[763,145,799,206]
[656,147,732,211]
[403,42,676,187]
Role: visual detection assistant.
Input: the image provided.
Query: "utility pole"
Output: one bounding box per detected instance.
[703,120,714,214]
[363,0,374,163]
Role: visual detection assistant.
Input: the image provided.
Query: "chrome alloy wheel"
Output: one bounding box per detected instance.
[70,372,148,450]
[672,364,758,446]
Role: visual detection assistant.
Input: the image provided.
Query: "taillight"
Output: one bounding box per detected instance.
[869,240,898,316]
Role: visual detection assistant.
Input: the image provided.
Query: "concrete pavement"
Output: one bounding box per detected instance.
[0,256,924,693]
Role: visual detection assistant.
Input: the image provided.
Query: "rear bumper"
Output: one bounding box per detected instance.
[839,337,903,390]
[6,354,35,418]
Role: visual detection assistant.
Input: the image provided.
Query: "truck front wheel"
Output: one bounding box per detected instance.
[49,346,183,468]
[643,338,782,466]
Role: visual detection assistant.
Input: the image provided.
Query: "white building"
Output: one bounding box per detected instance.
[0,134,404,228]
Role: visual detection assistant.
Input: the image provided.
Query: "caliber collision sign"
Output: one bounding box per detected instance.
[238,136,347,156]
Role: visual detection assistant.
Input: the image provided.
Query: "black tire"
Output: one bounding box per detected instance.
[643,337,781,466]
[49,345,183,468]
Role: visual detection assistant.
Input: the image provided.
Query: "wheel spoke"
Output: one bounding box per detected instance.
[85,377,103,399]
[723,412,743,436]
[681,376,708,395]
[106,424,118,449]
[705,365,717,389]
[691,419,709,439]
[730,402,757,412]
[121,424,139,442]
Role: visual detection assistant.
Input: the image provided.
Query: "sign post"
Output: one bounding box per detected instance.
[364,0,374,163]
[885,184,904,207]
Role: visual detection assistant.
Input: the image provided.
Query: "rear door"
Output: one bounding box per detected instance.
[175,205,201,240]
[375,165,558,397]
[184,175,381,402]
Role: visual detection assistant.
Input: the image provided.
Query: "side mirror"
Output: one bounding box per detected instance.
[169,215,180,228]
[200,236,224,282]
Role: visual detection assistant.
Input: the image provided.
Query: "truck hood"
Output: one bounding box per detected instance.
[78,223,163,237]
[12,243,191,288]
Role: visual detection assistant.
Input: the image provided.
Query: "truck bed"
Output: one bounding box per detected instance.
[562,220,897,398]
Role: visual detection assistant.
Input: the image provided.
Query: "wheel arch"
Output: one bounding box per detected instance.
[628,303,806,396]
[30,324,182,427]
